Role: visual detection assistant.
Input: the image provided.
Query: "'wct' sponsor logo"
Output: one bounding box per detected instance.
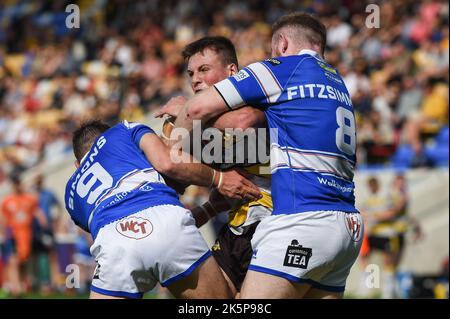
[116,216,153,240]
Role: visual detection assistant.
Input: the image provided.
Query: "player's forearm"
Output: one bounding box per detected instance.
[191,202,218,228]
[163,149,219,188]
[209,106,266,130]
[166,163,214,188]
[170,87,228,146]
[140,133,218,189]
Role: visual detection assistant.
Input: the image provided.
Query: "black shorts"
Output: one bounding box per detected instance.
[368,234,405,254]
[32,229,55,253]
[211,222,259,292]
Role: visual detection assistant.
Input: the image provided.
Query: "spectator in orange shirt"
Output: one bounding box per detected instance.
[0,174,47,296]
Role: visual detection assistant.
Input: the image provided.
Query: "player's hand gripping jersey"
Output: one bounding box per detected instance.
[65,121,183,239]
[214,50,357,215]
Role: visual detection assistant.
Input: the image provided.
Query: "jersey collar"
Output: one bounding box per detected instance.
[297,49,322,60]
[80,152,89,165]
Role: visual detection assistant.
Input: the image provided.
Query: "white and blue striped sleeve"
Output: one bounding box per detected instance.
[214,61,283,110]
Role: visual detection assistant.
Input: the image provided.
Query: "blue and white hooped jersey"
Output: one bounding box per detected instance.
[65,121,183,239]
[214,50,358,215]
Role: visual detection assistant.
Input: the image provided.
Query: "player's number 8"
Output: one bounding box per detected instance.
[335,106,356,156]
[77,162,113,204]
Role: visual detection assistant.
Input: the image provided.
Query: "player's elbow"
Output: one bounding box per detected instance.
[155,149,187,179]
[154,158,176,177]
[186,99,218,122]
[186,103,206,120]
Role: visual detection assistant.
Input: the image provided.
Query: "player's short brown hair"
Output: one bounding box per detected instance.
[272,12,327,55]
[72,120,110,162]
[182,36,238,67]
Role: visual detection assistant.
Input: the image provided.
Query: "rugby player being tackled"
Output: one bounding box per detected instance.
[155,36,273,297]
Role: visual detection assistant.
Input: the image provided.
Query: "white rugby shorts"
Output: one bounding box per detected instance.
[90,205,211,298]
[249,211,363,292]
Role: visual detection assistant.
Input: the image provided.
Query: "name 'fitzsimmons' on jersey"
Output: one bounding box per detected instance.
[214,49,358,215]
[64,121,182,239]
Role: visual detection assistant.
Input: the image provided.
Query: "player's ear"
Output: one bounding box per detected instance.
[272,33,287,57]
[280,33,288,55]
[74,160,80,168]
[227,63,238,76]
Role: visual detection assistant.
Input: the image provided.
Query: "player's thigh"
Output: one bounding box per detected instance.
[240,269,311,299]
[220,267,238,297]
[167,255,232,299]
[303,288,343,299]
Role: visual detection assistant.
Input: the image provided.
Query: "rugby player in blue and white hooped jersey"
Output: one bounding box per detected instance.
[64,120,261,299]
[167,13,363,298]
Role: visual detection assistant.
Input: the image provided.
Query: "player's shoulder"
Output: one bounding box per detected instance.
[99,121,139,139]
[120,120,154,133]
[238,57,300,85]
[246,56,315,79]
[250,56,299,70]
[121,120,141,129]
[264,55,312,66]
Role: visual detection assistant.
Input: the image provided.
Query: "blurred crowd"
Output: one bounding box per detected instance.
[0,0,449,297]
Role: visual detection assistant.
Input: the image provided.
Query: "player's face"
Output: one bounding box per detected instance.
[187,49,235,94]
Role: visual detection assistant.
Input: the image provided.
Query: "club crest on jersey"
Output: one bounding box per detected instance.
[116,216,153,240]
[283,240,312,269]
[345,214,362,242]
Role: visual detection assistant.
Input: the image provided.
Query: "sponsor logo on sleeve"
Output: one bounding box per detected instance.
[233,69,250,82]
